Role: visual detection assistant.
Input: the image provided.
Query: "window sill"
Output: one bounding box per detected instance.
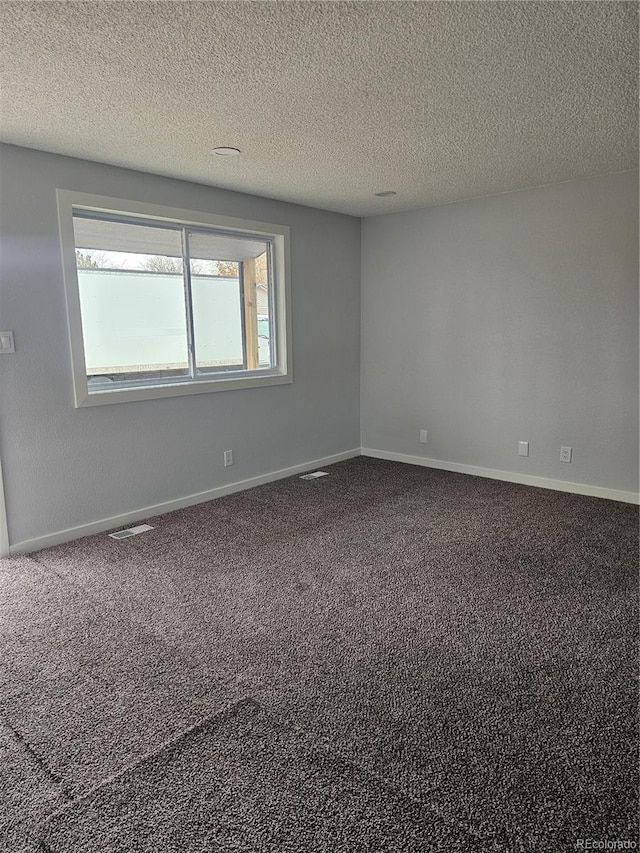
[74,370,293,407]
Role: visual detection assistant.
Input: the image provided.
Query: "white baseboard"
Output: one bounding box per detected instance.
[361,447,640,505]
[0,455,9,558]
[8,444,638,555]
[9,448,361,555]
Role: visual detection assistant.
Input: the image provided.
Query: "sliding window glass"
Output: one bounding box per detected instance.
[187,230,273,374]
[73,216,189,388]
[57,191,291,407]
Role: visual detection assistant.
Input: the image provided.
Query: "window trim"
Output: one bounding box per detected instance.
[56,190,292,407]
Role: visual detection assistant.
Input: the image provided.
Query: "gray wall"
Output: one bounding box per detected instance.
[0,144,361,546]
[361,171,639,494]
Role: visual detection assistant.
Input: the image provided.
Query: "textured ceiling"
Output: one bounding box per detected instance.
[0,1,637,216]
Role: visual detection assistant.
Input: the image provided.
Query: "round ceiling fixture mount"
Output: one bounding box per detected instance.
[375,190,397,197]
[212,147,241,157]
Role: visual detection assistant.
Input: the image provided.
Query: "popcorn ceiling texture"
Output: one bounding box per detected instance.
[0,1,636,216]
[1,457,637,850]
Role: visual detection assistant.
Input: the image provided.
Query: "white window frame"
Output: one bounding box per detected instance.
[56,190,292,407]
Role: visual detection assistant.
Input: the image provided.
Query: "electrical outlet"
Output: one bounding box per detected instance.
[224,449,233,467]
[0,331,15,353]
[560,446,572,463]
[419,429,428,444]
[518,441,529,457]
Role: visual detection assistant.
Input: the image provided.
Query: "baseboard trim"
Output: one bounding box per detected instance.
[0,455,9,558]
[361,447,640,505]
[9,448,361,555]
[9,445,638,554]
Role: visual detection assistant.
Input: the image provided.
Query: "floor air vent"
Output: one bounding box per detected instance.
[109,524,154,540]
[300,471,329,480]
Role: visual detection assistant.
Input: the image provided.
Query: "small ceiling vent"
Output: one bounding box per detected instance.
[300,471,329,480]
[109,524,154,540]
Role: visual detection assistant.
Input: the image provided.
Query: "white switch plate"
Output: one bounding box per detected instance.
[419,429,428,444]
[0,331,15,353]
[518,441,529,457]
[560,446,572,463]
[224,449,233,467]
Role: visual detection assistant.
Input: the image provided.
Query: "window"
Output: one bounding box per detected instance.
[57,191,291,406]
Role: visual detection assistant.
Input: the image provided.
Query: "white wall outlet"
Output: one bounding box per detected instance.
[419,429,428,444]
[518,441,529,457]
[560,446,572,463]
[223,449,233,467]
[0,331,15,353]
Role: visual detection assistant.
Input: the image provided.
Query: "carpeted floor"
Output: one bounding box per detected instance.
[1,457,638,851]
[42,698,492,853]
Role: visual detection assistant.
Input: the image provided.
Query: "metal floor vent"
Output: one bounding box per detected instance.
[300,471,329,480]
[109,524,154,540]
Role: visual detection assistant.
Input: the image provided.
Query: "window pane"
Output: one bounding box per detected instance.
[188,230,272,372]
[73,216,189,384]
[191,274,244,370]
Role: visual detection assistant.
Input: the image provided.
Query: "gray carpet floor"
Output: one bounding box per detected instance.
[42,698,493,853]
[1,457,638,851]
